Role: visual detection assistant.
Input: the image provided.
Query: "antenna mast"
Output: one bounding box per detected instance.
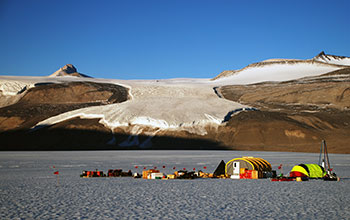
[318,140,338,180]
[319,140,332,174]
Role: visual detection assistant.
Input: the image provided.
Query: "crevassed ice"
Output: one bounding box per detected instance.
[0,80,33,96]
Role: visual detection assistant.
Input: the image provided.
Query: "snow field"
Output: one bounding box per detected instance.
[35,81,247,136]
[214,62,343,85]
[0,80,33,96]
[0,151,349,219]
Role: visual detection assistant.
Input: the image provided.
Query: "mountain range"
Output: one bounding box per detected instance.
[0,51,349,153]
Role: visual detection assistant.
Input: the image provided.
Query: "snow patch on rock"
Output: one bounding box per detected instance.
[130,117,169,129]
[0,80,33,96]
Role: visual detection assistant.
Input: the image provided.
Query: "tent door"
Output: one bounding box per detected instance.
[233,162,240,175]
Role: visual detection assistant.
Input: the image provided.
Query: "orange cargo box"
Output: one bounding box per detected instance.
[240,170,258,179]
[142,169,160,179]
[251,170,258,179]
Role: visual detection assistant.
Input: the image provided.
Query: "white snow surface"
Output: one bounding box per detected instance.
[0,79,34,96]
[0,76,84,95]
[0,150,349,219]
[214,62,344,85]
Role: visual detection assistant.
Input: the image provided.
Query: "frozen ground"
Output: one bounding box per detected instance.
[0,151,349,219]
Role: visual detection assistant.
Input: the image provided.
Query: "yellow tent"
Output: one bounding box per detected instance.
[225,157,272,175]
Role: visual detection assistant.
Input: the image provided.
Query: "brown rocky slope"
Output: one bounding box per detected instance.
[0,81,129,131]
[214,68,350,153]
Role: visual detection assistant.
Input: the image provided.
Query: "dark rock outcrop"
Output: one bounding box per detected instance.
[0,81,129,131]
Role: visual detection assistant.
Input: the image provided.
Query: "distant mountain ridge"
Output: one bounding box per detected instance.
[313,51,350,66]
[212,52,350,82]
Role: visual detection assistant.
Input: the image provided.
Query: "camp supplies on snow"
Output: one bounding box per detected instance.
[225,157,275,179]
[271,177,302,182]
[213,160,226,177]
[175,170,198,179]
[142,169,164,179]
[167,174,176,179]
[133,173,141,178]
[108,169,132,177]
[271,140,340,182]
[287,140,339,181]
[198,171,212,178]
[151,173,164,179]
[81,170,105,178]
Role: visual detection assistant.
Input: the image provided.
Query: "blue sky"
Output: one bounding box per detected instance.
[1,0,349,79]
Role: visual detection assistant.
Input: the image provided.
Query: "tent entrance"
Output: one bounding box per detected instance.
[233,162,240,175]
[230,161,241,179]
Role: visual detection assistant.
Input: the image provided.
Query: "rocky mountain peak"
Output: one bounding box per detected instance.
[50,64,90,77]
[312,51,350,66]
[61,64,77,74]
[316,51,326,57]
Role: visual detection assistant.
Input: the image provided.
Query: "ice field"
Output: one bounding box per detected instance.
[0,151,350,219]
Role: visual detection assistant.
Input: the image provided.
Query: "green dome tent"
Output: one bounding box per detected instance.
[290,164,326,178]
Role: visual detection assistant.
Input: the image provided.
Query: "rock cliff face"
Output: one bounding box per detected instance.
[1,54,350,153]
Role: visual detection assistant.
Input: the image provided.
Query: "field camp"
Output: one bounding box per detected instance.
[79,140,340,182]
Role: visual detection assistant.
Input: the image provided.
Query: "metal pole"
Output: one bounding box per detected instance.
[324,140,331,173]
[319,140,324,165]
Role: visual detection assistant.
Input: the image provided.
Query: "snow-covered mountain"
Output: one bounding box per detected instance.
[213,52,349,84]
[1,52,349,152]
[313,51,350,66]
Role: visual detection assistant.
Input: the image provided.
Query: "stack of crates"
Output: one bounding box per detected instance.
[151,172,164,179]
[142,169,161,179]
[167,174,176,179]
[239,169,259,179]
[82,170,104,177]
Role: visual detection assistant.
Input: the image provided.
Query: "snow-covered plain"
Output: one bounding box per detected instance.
[0,151,349,219]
